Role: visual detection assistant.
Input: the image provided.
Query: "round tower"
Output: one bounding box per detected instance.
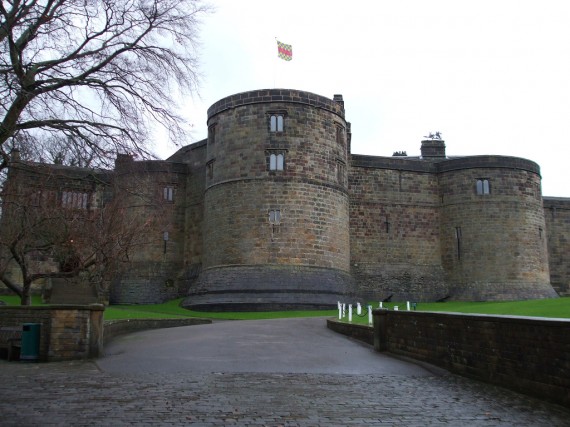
[184,89,351,310]
[438,156,557,300]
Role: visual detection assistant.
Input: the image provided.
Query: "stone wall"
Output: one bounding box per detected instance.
[186,265,351,311]
[544,197,570,296]
[348,159,446,301]
[186,89,350,309]
[326,318,374,345]
[0,305,104,361]
[373,310,570,408]
[438,159,555,300]
[103,318,211,345]
[110,160,189,304]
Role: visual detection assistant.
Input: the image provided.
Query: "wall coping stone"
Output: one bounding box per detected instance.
[0,304,105,311]
[207,89,345,120]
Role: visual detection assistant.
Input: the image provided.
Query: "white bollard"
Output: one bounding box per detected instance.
[357,302,362,315]
[407,301,410,311]
[338,302,342,320]
[348,304,353,322]
[342,303,346,318]
[368,305,373,326]
[379,301,383,309]
[394,306,399,311]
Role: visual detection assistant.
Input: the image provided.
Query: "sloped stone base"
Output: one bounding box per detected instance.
[183,265,352,311]
[449,281,559,301]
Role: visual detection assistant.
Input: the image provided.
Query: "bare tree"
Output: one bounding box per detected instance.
[0,0,210,171]
[0,160,168,305]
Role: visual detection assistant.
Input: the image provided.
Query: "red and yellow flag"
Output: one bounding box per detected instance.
[277,40,292,61]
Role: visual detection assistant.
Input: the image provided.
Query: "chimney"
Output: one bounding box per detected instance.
[333,94,344,109]
[10,148,20,161]
[420,138,446,159]
[115,153,134,170]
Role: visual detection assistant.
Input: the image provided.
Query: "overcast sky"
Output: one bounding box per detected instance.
[156,0,570,197]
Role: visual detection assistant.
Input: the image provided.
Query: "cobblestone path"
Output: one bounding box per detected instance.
[1,360,568,426]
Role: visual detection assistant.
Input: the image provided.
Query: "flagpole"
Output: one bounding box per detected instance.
[274,37,277,88]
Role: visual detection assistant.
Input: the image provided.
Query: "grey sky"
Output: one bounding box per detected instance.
[155,0,570,197]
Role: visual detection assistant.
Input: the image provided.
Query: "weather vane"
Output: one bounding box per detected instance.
[424,131,443,140]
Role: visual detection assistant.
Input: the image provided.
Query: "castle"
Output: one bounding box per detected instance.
[3,89,569,309]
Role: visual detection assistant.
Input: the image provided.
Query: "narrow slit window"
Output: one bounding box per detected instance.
[208,124,216,144]
[207,160,215,180]
[269,209,281,225]
[336,160,346,184]
[455,227,462,260]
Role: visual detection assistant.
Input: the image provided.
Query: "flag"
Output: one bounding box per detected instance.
[277,40,292,61]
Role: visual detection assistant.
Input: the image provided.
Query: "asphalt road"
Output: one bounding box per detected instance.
[97,317,431,375]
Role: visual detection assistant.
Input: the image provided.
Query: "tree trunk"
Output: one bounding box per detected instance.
[20,281,31,306]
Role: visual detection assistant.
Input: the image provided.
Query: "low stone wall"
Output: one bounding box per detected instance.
[326,319,373,345]
[0,304,104,362]
[373,310,570,408]
[104,318,212,345]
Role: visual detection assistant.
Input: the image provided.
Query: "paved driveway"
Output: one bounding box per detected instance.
[98,317,430,375]
[1,317,569,426]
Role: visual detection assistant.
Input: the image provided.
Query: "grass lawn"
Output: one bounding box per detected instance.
[104,299,337,321]
[1,295,568,322]
[341,297,570,325]
[0,295,336,321]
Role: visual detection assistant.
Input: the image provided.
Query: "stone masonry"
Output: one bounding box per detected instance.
[1,89,568,307]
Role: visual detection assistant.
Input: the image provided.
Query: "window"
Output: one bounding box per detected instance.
[270,115,284,132]
[163,186,174,202]
[336,124,344,145]
[208,124,216,144]
[207,159,215,180]
[336,159,346,184]
[269,153,285,171]
[476,179,490,195]
[31,189,56,207]
[269,209,281,225]
[61,191,89,210]
[455,227,462,260]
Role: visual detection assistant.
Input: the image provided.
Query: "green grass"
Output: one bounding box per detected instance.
[341,297,570,325]
[104,299,337,321]
[0,295,43,306]
[0,295,336,320]
[2,294,568,322]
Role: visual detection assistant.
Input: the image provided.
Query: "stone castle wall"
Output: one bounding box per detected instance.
[348,156,447,301]
[2,89,568,307]
[108,160,189,304]
[544,197,570,296]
